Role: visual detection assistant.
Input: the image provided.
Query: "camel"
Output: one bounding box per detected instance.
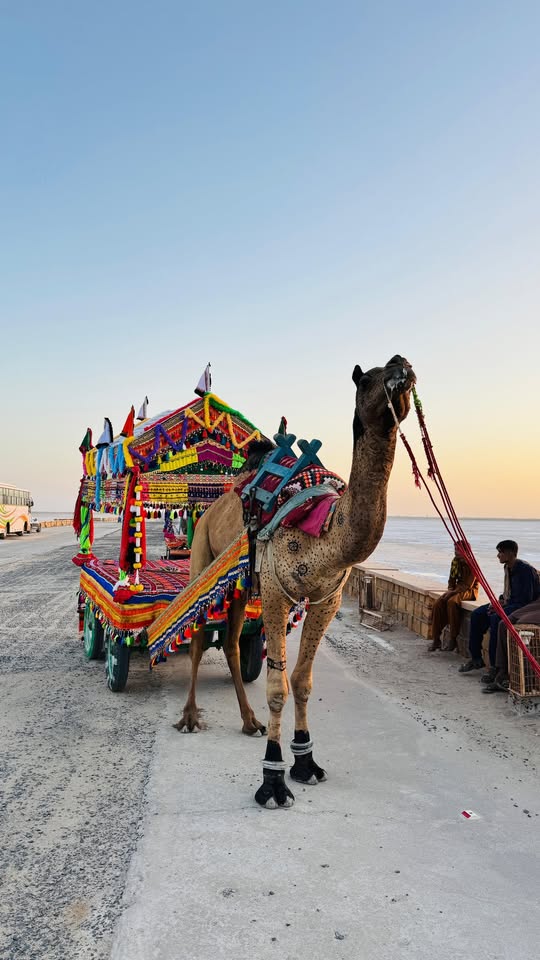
[174,354,416,808]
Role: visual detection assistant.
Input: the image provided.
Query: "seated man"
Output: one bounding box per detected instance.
[483,598,540,693]
[459,539,540,676]
[428,541,478,652]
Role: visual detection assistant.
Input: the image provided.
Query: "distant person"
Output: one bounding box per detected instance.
[483,597,540,693]
[428,541,479,652]
[459,540,540,676]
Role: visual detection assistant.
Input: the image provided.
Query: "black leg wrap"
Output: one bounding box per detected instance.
[264,739,284,763]
[290,730,327,784]
[254,740,295,808]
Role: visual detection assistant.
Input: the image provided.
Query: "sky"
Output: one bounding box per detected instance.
[1,1,539,517]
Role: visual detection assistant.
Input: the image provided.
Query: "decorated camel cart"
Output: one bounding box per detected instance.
[73,379,268,691]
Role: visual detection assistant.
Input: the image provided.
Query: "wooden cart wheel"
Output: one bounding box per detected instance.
[239,629,264,683]
[83,604,104,660]
[105,629,130,692]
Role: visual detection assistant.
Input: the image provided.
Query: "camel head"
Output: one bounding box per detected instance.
[352,354,416,441]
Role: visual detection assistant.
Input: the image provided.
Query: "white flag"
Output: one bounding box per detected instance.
[96,417,113,448]
[137,396,149,420]
[194,363,211,397]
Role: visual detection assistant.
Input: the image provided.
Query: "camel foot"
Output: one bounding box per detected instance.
[173,707,205,733]
[290,732,327,784]
[254,767,295,809]
[290,755,327,784]
[242,716,267,737]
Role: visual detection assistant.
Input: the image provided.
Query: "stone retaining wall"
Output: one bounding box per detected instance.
[344,562,540,710]
[343,562,444,640]
[41,519,73,528]
[344,563,540,665]
[41,517,116,528]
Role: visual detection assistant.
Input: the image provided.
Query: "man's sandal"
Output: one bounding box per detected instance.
[458,660,483,673]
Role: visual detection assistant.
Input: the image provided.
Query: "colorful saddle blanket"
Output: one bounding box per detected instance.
[237,458,346,538]
[84,557,191,599]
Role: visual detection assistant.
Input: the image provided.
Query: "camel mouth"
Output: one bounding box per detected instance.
[385,364,416,394]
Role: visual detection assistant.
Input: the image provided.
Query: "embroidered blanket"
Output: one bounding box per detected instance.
[237,460,346,538]
[83,557,191,599]
[145,532,254,664]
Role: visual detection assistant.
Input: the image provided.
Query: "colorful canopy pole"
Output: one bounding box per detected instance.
[72,480,95,566]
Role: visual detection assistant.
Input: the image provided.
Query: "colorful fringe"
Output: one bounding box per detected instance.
[79,573,175,633]
[79,554,262,647]
[146,532,251,665]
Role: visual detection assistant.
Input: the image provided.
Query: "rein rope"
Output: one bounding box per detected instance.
[384,384,540,681]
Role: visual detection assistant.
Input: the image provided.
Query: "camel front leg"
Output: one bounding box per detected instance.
[173,624,205,732]
[254,592,295,809]
[289,591,343,785]
[223,597,266,736]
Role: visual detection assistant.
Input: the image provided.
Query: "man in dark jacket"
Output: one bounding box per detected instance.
[428,541,478,652]
[483,597,540,693]
[459,540,540,676]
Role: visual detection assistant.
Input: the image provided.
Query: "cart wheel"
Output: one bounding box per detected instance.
[83,605,104,660]
[240,630,264,683]
[105,630,130,692]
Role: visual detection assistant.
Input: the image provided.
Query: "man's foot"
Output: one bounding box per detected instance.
[481,667,497,684]
[427,641,441,652]
[458,659,484,673]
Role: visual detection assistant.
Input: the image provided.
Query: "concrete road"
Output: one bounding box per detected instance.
[1,526,539,959]
[111,629,539,960]
[0,521,116,567]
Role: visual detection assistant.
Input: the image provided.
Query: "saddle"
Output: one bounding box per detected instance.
[238,432,346,540]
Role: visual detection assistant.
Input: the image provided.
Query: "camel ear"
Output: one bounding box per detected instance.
[352,365,364,386]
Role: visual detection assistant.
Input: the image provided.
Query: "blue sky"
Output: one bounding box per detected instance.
[2,1,539,516]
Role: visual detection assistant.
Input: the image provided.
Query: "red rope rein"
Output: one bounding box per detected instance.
[393,387,540,681]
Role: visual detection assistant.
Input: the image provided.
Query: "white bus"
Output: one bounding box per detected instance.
[0,484,34,538]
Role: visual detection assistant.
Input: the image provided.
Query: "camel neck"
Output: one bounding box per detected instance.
[328,428,397,569]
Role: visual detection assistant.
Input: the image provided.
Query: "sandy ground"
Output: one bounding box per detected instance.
[1,525,539,959]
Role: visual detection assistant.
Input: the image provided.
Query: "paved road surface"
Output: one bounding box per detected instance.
[1,526,538,959]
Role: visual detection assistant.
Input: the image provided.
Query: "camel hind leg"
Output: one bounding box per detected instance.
[223,597,266,736]
[189,511,265,736]
[289,591,343,784]
[174,510,264,735]
[174,625,206,732]
[188,510,214,580]
[173,510,213,733]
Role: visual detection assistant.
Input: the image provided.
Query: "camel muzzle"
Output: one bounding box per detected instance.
[384,365,416,394]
